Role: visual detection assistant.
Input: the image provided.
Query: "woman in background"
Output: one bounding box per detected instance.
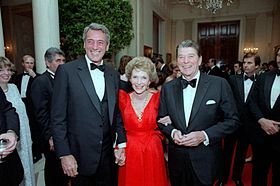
[117,56,168,186]
[0,56,35,186]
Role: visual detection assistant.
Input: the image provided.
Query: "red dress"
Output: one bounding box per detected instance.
[118,90,168,186]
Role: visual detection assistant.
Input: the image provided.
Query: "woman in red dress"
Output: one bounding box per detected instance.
[117,56,168,186]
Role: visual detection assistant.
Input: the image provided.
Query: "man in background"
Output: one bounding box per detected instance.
[31,47,68,186]
[15,54,42,163]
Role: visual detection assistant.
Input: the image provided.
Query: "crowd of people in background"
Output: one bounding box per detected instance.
[0,22,279,186]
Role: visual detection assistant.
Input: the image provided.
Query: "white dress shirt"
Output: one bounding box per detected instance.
[243,74,254,102]
[85,55,105,101]
[271,74,280,108]
[20,72,30,98]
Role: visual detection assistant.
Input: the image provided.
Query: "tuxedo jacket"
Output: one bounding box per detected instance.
[208,66,224,78]
[0,89,23,185]
[51,56,127,175]
[249,71,280,142]
[0,89,19,135]
[158,72,240,185]
[228,74,257,132]
[30,71,54,147]
[14,72,39,97]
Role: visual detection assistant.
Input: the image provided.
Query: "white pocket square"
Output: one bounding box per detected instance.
[206,100,216,105]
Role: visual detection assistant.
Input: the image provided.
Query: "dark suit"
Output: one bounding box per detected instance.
[249,71,280,186]
[30,71,68,186]
[51,56,126,185]
[207,66,225,78]
[0,88,24,186]
[158,73,240,185]
[14,72,42,162]
[220,74,257,183]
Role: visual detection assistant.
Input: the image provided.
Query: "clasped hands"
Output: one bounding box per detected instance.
[158,116,205,147]
[114,148,126,166]
[259,118,280,135]
[173,130,205,147]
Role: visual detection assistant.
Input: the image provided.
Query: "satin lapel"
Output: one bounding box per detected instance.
[77,58,101,115]
[246,75,257,103]
[189,73,209,124]
[236,75,245,103]
[104,67,116,125]
[173,78,187,130]
[264,73,275,109]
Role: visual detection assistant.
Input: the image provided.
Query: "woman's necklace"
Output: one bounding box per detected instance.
[131,92,149,122]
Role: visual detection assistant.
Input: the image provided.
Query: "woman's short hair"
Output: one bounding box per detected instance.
[125,56,158,83]
[0,56,16,73]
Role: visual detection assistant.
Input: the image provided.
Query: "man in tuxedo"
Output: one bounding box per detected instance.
[0,88,23,186]
[249,46,280,186]
[157,40,240,186]
[220,53,260,186]
[30,47,68,186]
[206,58,225,78]
[14,55,42,163]
[51,23,127,186]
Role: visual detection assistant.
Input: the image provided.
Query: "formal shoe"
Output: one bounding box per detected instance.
[234,180,244,186]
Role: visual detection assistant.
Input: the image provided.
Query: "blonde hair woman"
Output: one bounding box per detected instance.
[117,56,168,186]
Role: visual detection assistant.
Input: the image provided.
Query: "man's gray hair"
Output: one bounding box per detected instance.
[44,47,65,63]
[82,23,110,44]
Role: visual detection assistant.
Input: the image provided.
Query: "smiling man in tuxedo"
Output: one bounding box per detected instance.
[51,23,126,186]
[157,40,240,186]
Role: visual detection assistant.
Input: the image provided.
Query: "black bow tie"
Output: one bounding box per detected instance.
[181,78,197,89]
[23,72,29,76]
[244,75,254,81]
[90,63,105,72]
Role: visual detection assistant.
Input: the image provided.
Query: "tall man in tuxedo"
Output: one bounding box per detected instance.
[0,88,23,186]
[14,55,42,163]
[249,46,280,186]
[220,53,260,186]
[157,40,240,186]
[51,23,127,186]
[30,47,68,186]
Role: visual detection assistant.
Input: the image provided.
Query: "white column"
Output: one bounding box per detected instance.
[0,8,5,56]
[32,0,60,73]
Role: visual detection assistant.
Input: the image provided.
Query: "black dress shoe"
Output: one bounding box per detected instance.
[234,180,244,186]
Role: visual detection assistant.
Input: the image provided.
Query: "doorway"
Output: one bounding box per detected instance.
[198,20,240,67]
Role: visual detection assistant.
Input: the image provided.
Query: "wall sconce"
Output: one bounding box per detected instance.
[4,45,12,53]
[243,47,259,54]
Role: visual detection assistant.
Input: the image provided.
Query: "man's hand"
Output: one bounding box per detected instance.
[27,68,36,78]
[114,148,126,166]
[258,118,280,135]
[173,130,184,145]
[0,132,17,158]
[60,155,78,177]
[179,131,205,147]
[158,116,172,126]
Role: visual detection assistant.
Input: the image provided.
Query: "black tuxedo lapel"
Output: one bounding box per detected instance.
[264,73,275,109]
[173,78,187,130]
[236,75,245,103]
[77,59,101,115]
[189,73,209,124]
[104,66,116,125]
